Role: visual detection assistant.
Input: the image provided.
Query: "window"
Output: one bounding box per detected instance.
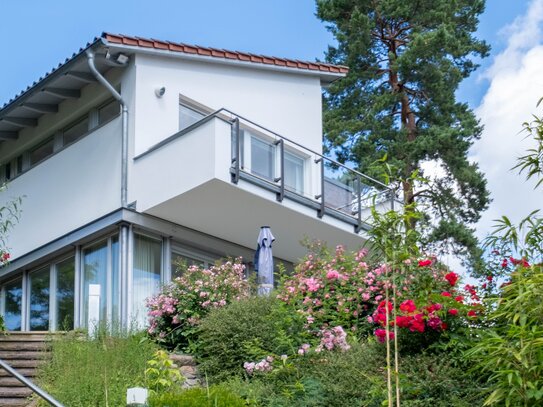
[29,267,50,331]
[284,151,305,194]
[133,234,162,326]
[63,117,89,146]
[29,137,54,166]
[81,236,118,328]
[56,257,75,330]
[4,278,22,331]
[250,136,275,180]
[98,100,120,125]
[179,104,205,130]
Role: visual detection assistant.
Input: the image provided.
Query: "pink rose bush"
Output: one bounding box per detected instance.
[147,258,250,349]
[277,245,384,335]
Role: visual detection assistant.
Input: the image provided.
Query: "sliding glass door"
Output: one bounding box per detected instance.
[133,234,162,327]
[4,278,23,331]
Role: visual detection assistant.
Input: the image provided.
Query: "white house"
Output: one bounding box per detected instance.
[0,33,393,332]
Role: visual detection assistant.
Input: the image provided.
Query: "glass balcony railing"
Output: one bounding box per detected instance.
[225,109,398,233]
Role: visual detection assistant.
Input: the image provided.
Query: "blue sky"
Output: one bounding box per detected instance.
[0,0,533,108]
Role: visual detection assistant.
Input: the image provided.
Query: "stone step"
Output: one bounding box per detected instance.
[0,386,33,398]
[0,369,37,378]
[0,352,48,361]
[0,397,34,407]
[0,342,49,351]
[1,360,42,369]
[0,334,51,342]
[0,377,32,387]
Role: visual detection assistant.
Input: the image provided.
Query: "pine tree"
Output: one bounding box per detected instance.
[317,0,491,270]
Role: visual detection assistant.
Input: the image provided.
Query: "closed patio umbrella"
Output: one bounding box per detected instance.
[254,226,275,295]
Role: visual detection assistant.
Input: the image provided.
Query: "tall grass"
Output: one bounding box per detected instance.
[36,328,158,406]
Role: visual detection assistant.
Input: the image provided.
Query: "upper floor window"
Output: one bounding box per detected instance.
[63,117,90,146]
[179,104,205,131]
[241,129,306,195]
[30,137,55,166]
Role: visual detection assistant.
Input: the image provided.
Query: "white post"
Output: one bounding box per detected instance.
[88,284,101,336]
[127,387,148,406]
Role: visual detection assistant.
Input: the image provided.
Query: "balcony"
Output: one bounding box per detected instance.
[132,109,398,263]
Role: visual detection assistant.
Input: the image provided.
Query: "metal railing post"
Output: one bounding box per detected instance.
[355,176,362,233]
[314,158,325,218]
[230,118,240,184]
[274,139,284,202]
[0,358,64,407]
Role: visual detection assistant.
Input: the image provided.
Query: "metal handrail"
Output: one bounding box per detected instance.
[0,358,64,406]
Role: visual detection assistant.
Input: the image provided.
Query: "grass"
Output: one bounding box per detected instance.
[36,328,158,406]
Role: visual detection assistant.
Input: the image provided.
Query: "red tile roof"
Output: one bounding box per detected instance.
[102,33,349,75]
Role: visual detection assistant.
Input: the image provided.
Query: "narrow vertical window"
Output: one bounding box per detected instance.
[4,278,23,331]
[179,104,205,130]
[56,257,75,330]
[133,234,162,326]
[82,241,108,328]
[29,267,50,331]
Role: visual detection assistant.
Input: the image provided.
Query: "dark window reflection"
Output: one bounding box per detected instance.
[56,258,75,330]
[29,267,50,331]
[5,278,22,331]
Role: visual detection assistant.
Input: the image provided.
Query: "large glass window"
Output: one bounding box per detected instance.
[56,257,75,330]
[29,267,50,331]
[4,278,22,331]
[179,104,205,130]
[111,236,120,325]
[82,240,108,328]
[133,234,162,326]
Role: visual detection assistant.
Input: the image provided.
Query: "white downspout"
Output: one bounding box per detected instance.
[85,49,129,208]
[86,49,130,329]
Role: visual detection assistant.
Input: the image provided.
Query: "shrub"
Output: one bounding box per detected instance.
[145,349,184,395]
[147,386,245,407]
[195,296,308,382]
[147,258,250,350]
[36,330,157,406]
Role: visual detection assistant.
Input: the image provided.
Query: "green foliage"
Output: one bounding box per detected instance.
[148,386,245,407]
[195,296,307,382]
[466,264,543,406]
[223,340,484,407]
[516,97,543,189]
[145,350,184,395]
[316,0,490,270]
[36,331,157,406]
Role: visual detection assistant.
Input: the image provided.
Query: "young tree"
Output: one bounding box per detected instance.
[317,0,490,270]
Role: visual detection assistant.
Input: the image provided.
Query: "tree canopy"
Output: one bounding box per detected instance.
[317,0,491,269]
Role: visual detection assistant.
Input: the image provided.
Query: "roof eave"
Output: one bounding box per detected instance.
[103,41,347,84]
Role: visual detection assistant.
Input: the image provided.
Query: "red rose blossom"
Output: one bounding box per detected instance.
[467,310,477,318]
[448,309,458,316]
[418,259,432,267]
[445,272,459,286]
[441,291,451,297]
[454,295,464,303]
[399,299,416,313]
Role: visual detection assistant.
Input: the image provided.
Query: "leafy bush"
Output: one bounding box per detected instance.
[145,349,184,395]
[224,340,485,407]
[36,330,157,406]
[195,296,308,382]
[147,259,250,350]
[466,263,543,406]
[148,386,245,407]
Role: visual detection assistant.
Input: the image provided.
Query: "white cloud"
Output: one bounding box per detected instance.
[473,0,543,238]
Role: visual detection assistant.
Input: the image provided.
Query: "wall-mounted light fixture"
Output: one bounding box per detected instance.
[155,87,166,98]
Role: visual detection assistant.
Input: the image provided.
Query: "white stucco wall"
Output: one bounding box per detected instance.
[131,54,324,156]
[0,120,121,259]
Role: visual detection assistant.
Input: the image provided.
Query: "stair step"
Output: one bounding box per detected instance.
[0,398,34,406]
[0,377,33,387]
[0,386,33,397]
[0,351,49,360]
[0,334,52,342]
[0,342,49,351]
[1,360,43,369]
[0,369,37,378]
